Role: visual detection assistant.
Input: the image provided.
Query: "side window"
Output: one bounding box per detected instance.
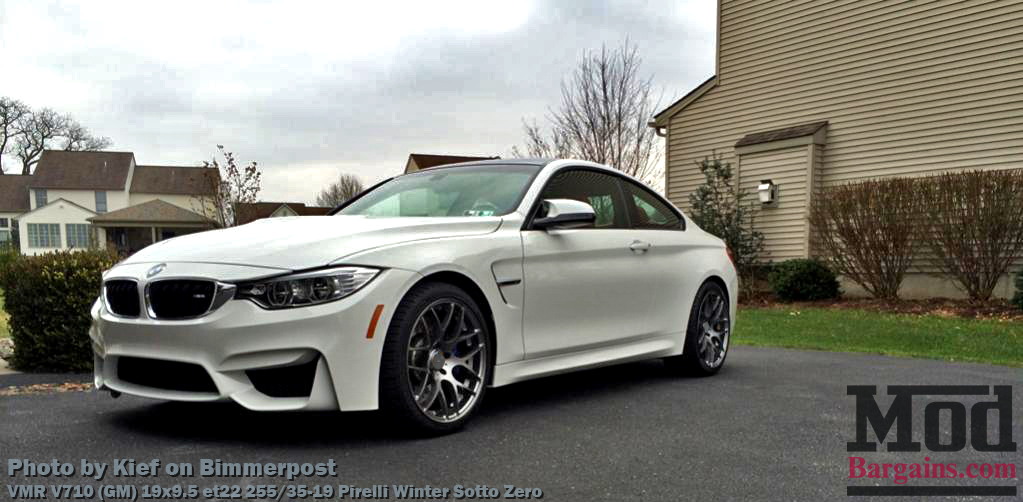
[536,169,628,229]
[622,179,683,230]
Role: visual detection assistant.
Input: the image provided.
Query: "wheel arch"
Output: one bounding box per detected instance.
[405,270,498,382]
[703,274,728,296]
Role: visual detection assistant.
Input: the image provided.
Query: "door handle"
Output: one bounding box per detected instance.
[628,240,651,253]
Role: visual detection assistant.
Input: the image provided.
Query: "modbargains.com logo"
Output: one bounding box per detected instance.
[846,385,1017,497]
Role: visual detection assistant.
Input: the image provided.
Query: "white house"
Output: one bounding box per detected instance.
[0,150,218,255]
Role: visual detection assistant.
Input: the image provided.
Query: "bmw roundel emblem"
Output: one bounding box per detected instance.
[146,263,167,278]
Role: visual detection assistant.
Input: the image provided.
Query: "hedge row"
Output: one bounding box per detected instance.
[0,249,119,372]
[809,169,1023,301]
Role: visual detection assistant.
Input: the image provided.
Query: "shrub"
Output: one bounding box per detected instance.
[0,242,18,276]
[919,169,1023,302]
[768,259,840,301]
[0,249,119,371]
[809,177,925,299]
[688,155,765,297]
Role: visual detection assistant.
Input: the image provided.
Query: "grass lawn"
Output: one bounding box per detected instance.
[735,306,1023,367]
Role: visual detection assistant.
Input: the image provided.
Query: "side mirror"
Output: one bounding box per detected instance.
[533,199,596,230]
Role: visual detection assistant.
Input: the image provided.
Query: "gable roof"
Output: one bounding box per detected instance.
[735,121,829,147]
[0,175,33,212]
[405,154,500,173]
[30,150,134,190]
[649,75,718,128]
[19,197,96,217]
[88,199,210,225]
[131,165,219,195]
[235,202,331,225]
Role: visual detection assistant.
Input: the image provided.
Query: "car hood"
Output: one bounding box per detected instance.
[122,215,503,271]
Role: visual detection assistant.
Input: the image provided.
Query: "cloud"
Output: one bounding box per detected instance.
[0,0,714,203]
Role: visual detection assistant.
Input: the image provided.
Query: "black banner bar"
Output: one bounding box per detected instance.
[848,486,1017,496]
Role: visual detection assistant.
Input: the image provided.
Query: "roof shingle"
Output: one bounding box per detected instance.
[0,175,33,212]
[131,165,219,195]
[88,199,211,225]
[30,150,134,190]
[735,121,829,147]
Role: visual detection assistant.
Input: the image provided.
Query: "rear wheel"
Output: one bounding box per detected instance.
[379,282,491,435]
[665,281,730,376]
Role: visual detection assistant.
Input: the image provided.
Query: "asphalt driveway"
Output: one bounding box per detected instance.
[2,346,1019,501]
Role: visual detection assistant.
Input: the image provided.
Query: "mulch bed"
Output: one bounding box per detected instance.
[743,296,1023,322]
[0,381,93,396]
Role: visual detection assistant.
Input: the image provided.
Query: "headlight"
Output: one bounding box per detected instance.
[235,266,380,309]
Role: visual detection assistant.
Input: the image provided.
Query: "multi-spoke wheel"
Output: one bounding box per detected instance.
[379,282,491,434]
[665,281,731,376]
[407,300,487,423]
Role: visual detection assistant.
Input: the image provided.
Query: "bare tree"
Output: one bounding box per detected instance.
[1,99,113,175]
[809,177,925,300]
[193,145,262,227]
[14,108,67,175]
[920,169,1023,302]
[513,39,662,186]
[0,97,31,174]
[512,119,572,159]
[317,173,364,208]
[61,120,112,152]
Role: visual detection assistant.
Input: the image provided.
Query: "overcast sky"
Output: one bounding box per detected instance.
[0,0,715,203]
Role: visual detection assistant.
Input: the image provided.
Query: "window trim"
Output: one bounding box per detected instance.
[619,176,686,231]
[522,166,634,231]
[27,223,61,248]
[66,223,92,248]
[94,191,107,213]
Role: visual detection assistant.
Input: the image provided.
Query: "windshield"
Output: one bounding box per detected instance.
[338,164,540,217]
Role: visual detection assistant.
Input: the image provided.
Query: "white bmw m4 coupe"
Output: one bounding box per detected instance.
[91,159,737,434]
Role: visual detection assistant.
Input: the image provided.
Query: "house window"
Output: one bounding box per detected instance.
[34,189,48,208]
[27,223,60,248]
[0,231,9,243]
[66,224,92,248]
[95,191,107,213]
[0,218,8,228]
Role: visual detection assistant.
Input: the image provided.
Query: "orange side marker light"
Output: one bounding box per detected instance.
[366,304,385,339]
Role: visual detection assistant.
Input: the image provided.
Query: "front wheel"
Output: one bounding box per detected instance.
[665,281,731,376]
[379,282,491,435]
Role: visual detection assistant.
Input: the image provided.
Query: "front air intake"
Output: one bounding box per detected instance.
[117,356,218,393]
[246,358,320,398]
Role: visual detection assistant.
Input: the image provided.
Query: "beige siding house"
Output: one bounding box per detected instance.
[0,150,219,256]
[650,0,1023,298]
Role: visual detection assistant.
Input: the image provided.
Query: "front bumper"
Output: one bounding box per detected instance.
[90,264,420,411]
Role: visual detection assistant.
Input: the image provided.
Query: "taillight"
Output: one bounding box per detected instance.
[725,246,735,266]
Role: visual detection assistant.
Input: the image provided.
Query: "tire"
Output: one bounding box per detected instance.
[665,281,731,376]
[379,282,492,435]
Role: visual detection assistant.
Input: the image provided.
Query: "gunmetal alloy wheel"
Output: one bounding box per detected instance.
[406,300,488,423]
[379,282,491,434]
[666,280,730,376]
[695,289,729,369]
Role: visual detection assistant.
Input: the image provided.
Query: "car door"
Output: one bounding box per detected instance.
[618,177,701,338]
[521,168,650,358]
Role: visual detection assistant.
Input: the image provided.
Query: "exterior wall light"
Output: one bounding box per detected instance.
[758,180,777,204]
